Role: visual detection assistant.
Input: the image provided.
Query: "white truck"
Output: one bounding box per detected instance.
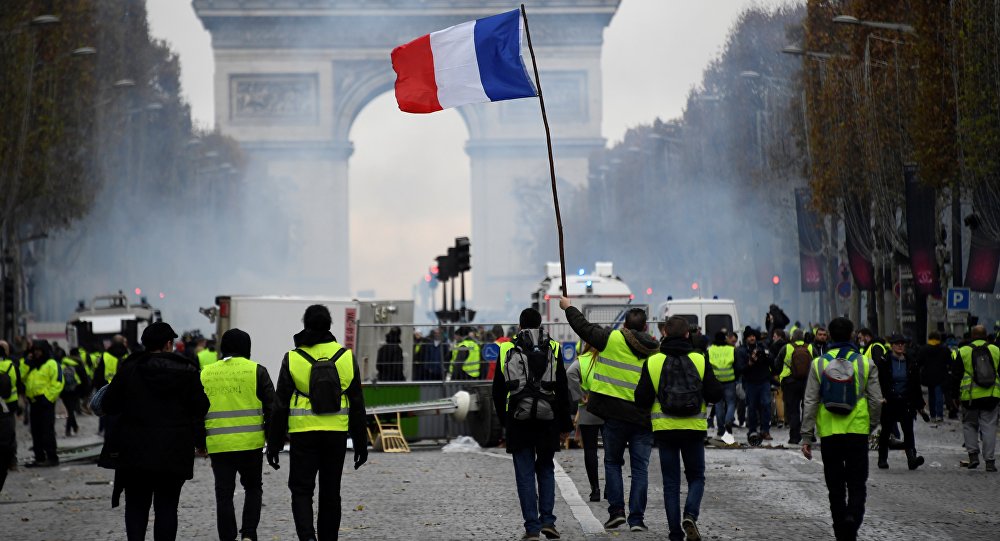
[531,261,646,342]
[200,295,413,382]
[67,292,162,349]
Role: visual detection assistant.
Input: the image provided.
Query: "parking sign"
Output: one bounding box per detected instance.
[946,288,971,311]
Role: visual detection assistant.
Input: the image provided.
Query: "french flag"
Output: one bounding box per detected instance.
[391,9,537,114]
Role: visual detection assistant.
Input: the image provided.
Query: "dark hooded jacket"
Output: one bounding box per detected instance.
[563,306,660,426]
[99,350,209,504]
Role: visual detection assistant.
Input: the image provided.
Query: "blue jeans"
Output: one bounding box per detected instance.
[714,382,737,434]
[658,438,706,541]
[744,381,772,435]
[511,447,556,534]
[927,384,944,419]
[603,418,653,526]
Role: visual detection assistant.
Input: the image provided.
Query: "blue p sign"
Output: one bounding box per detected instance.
[947,288,970,311]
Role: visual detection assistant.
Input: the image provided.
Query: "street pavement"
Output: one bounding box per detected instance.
[3,409,999,540]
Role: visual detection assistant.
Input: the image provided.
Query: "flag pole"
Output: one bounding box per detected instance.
[520,3,568,297]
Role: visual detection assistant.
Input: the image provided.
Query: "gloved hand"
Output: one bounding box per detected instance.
[353,448,368,470]
[266,448,280,470]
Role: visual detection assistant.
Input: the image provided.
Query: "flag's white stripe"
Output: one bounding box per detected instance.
[429,20,489,109]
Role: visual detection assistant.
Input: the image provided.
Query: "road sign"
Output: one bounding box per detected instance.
[837,281,852,299]
[947,288,971,311]
[561,341,577,363]
[481,343,500,362]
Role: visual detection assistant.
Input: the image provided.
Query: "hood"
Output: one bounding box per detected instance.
[293,329,336,348]
[621,328,659,357]
[133,351,199,396]
[660,336,694,357]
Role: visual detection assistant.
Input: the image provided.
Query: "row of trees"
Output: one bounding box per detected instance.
[1,1,245,336]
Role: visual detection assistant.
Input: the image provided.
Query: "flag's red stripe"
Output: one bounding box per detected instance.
[391,35,442,113]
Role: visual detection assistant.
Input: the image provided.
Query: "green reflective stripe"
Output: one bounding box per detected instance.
[650,412,701,420]
[289,407,350,417]
[206,425,263,437]
[205,408,263,420]
[596,356,643,373]
[593,372,637,390]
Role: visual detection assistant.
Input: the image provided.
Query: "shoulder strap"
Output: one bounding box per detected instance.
[294,347,348,365]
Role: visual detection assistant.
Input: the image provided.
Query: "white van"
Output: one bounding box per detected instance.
[658,298,741,340]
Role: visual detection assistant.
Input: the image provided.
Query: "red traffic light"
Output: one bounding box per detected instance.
[430,265,439,275]
[772,275,781,285]
[646,287,653,295]
[691,282,699,291]
[134,287,142,295]
[424,274,432,282]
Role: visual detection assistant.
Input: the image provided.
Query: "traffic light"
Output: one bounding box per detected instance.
[436,254,455,281]
[454,237,471,272]
[772,274,781,301]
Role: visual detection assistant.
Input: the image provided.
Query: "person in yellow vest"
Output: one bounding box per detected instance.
[197,338,219,370]
[567,340,604,502]
[707,331,736,438]
[801,317,883,541]
[449,327,482,380]
[634,315,722,541]
[24,340,64,467]
[58,347,85,437]
[198,328,275,541]
[269,304,368,541]
[857,328,887,364]
[560,297,659,532]
[491,308,572,541]
[778,330,813,445]
[99,322,209,540]
[951,325,1000,471]
[1,340,22,491]
[95,340,128,389]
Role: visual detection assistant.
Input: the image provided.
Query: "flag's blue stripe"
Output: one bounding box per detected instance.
[473,9,537,102]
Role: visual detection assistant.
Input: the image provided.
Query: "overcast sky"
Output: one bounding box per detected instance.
[147,0,790,300]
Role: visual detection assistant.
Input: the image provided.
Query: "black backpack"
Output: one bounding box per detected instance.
[657,355,704,417]
[971,345,997,388]
[294,347,348,414]
[504,329,557,421]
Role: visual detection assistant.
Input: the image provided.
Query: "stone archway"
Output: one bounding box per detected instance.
[194,0,618,312]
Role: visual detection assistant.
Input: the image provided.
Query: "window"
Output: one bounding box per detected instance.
[705,314,734,341]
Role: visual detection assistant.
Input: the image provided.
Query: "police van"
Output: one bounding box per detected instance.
[66,292,162,349]
[657,297,741,341]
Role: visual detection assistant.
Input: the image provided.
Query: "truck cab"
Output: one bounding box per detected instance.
[67,292,161,349]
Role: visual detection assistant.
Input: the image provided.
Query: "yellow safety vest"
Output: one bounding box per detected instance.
[198,349,218,370]
[0,358,18,405]
[578,351,597,393]
[814,348,870,439]
[648,352,707,431]
[779,341,814,383]
[77,348,95,379]
[450,339,482,378]
[958,340,1000,402]
[62,356,81,386]
[25,358,64,403]
[707,345,735,383]
[589,330,646,403]
[202,356,265,453]
[863,342,886,360]
[102,352,120,383]
[288,342,354,433]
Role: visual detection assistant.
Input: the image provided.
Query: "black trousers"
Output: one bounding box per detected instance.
[288,431,348,541]
[819,434,869,541]
[124,475,186,541]
[211,449,264,541]
[879,400,915,460]
[0,413,15,493]
[29,398,57,463]
[781,380,806,443]
[580,424,602,490]
[62,393,79,434]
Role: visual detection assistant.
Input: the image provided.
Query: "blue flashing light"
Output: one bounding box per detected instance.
[578,268,586,276]
[585,280,593,287]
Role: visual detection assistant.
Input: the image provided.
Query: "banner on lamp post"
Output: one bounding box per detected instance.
[903,164,939,296]
[795,188,825,292]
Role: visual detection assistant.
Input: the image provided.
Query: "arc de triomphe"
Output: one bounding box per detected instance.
[194,0,619,315]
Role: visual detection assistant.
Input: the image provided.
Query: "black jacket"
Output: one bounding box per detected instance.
[100,351,209,479]
[635,337,723,444]
[736,342,772,384]
[269,330,368,452]
[563,306,659,426]
[491,334,572,453]
[874,352,925,412]
[916,342,951,387]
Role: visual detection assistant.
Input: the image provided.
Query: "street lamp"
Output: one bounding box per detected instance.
[30,15,60,26]
[833,15,915,34]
